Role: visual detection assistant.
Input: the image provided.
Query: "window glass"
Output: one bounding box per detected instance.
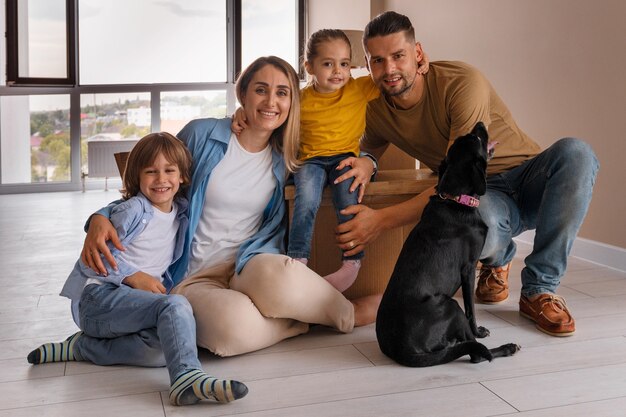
[0,94,70,184]
[160,90,227,135]
[78,0,226,84]
[241,0,298,71]
[80,93,150,179]
[17,0,67,78]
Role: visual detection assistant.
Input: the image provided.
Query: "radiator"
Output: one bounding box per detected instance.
[87,139,138,178]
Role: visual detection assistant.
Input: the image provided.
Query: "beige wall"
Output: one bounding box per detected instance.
[309,0,626,249]
[307,0,371,36]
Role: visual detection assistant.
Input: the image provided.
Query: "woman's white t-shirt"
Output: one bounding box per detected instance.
[188,134,275,276]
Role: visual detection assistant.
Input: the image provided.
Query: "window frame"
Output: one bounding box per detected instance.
[5,0,77,86]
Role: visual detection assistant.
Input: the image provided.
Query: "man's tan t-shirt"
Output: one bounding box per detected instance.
[363,61,541,175]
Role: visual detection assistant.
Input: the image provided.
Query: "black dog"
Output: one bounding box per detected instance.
[376,122,520,367]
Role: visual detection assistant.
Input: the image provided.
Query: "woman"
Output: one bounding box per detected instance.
[81,56,380,357]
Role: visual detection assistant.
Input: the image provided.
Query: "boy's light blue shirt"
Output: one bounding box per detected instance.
[60,193,189,300]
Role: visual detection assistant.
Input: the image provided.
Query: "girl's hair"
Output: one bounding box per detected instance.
[121,132,192,200]
[303,29,352,67]
[363,11,416,49]
[235,56,301,173]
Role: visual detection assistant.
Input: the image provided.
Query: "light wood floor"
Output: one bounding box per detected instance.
[2,190,626,417]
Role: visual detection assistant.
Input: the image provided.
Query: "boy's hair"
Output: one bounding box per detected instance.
[363,11,416,49]
[303,29,352,66]
[121,132,192,200]
[235,56,301,173]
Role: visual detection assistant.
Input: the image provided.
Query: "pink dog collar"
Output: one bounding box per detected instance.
[439,193,480,207]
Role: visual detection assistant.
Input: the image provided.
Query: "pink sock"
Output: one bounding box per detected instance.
[324,260,361,292]
[293,257,308,266]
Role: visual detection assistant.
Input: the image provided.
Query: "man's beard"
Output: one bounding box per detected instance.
[380,73,414,97]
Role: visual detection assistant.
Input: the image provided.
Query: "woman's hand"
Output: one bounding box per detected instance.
[333,156,376,203]
[230,107,247,135]
[80,214,123,275]
[123,272,166,294]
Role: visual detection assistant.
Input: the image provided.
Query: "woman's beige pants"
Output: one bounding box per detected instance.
[171,254,355,357]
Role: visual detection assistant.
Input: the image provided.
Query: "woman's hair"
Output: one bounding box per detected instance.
[303,29,352,67]
[121,132,192,200]
[235,56,301,173]
[363,11,416,49]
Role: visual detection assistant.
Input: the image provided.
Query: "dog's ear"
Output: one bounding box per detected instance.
[471,160,487,196]
[470,122,488,195]
[437,157,467,196]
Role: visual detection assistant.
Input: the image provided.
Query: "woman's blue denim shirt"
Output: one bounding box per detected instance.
[60,192,189,300]
[170,117,288,285]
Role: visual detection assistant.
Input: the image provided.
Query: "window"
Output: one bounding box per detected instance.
[1,0,304,193]
[241,0,299,71]
[6,0,75,85]
[160,91,227,134]
[1,94,71,184]
[80,93,151,177]
[78,0,227,84]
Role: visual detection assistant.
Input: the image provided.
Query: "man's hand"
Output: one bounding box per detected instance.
[80,215,123,276]
[333,156,376,203]
[123,272,166,294]
[334,204,383,256]
[334,186,436,256]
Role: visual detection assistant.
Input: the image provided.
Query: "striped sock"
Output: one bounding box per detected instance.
[169,369,249,406]
[27,331,83,364]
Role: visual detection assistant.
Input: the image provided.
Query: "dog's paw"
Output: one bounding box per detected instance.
[504,343,521,356]
[476,326,490,338]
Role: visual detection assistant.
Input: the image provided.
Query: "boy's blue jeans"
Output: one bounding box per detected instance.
[74,282,202,383]
[478,138,599,297]
[288,153,364,261]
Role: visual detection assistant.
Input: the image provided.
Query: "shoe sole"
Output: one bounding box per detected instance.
[519,311,575,337]
[476,298,508,305]
[475,294,509,305]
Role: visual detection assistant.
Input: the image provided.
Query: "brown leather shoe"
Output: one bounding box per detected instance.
[519,294,575,337]
[475,262,511,304]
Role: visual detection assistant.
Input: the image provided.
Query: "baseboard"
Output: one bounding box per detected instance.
[514,231,626,272]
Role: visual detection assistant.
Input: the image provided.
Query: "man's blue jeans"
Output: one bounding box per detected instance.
[478,138,599,297]
[288,153,363,261]
[75,283,202,383]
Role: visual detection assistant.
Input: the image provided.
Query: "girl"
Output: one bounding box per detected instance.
[234,30,429,292]
[27,132,248,406]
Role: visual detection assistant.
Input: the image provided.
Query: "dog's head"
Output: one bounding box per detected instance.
[436,122,489,198]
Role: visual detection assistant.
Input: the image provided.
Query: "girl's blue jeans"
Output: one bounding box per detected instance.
[288,153,364,261]
[478,138,599,297]
[74,282,202,383]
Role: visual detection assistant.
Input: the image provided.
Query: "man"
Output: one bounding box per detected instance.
[338,11,598,336]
